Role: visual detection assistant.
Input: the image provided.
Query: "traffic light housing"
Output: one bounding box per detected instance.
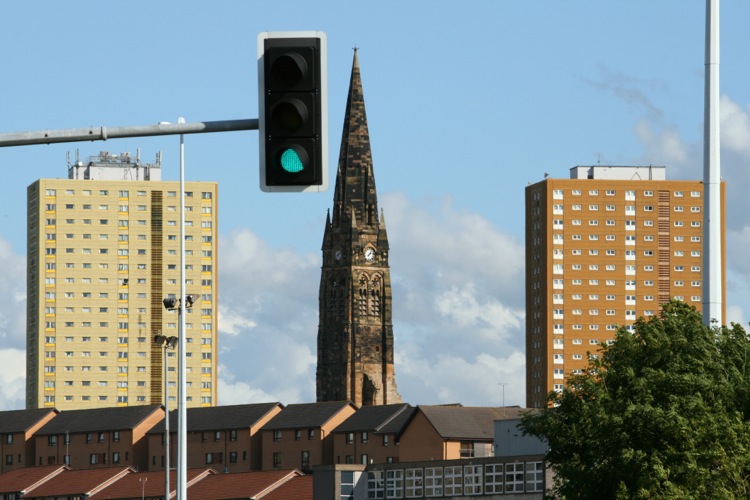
[258,31,328,193]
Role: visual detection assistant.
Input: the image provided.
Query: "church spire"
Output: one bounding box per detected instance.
[332,49,379,229]
[316,50,402,407]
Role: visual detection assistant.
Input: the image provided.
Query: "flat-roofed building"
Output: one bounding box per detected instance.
[526,166,726,407]
[26,151,218,410]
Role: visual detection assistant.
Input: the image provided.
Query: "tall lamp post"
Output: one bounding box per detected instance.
[154,334,178,500]
[162,293,195,499]
[177,117,188,500]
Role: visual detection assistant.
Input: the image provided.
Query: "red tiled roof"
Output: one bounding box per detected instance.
[186,469,302,499]
[89,468,213,499]
[24,467,132,498]
[260,474,312,500]
[0,465,67,494]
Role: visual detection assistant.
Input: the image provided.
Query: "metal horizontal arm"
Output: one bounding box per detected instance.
[0,118,259,148]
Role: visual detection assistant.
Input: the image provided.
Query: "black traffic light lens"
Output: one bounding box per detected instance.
[271,99,308,132]
[271,52,308,87]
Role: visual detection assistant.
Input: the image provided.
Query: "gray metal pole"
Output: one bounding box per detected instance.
[703,0,722,327]
[177,120,188,500]
[0,119,258,148]
[164,345,170,500]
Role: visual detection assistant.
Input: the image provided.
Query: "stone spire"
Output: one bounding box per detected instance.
[332,49,380,230]
[316,49,401,406]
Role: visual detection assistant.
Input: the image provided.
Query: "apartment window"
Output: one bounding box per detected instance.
[272,452,282,468]
[272,430,282,442]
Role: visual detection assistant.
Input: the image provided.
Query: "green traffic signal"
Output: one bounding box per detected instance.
[280,148,305,173]
[258,31,328,192]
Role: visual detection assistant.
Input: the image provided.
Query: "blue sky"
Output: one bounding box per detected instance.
[1,1,749,410]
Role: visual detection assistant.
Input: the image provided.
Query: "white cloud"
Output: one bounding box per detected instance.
[721,96,750,156]
[0,237,26,350]
[211,197,528,409]
[0,349,26,409]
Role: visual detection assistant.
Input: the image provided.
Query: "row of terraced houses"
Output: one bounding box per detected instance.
[0,402,548,498]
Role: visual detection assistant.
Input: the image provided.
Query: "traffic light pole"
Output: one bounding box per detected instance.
[0,118,258,148]
[0,116,257,500]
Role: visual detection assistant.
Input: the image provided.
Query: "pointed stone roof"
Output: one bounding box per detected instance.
[332,49,379,230]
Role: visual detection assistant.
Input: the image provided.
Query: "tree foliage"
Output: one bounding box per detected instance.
[521,301,750,498]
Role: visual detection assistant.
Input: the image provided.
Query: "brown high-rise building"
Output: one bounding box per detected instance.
[316,50,402,406]
[525,166,725,408]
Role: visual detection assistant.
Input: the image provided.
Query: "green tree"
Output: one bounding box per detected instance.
[521,301,750,499]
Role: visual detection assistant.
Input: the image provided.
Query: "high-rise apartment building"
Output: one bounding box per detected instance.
[26,151,218,411]
[525,166,725,408]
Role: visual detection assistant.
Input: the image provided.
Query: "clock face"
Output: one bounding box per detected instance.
[364,248,375,261]
[334,250,342,261]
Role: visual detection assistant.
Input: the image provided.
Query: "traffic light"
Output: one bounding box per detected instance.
[258,31,328,193]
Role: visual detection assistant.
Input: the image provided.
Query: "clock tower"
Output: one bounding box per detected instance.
[316,50,402,406]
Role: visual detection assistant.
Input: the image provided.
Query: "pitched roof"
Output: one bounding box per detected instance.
[148,402,282,434]
[185,469,303,499]
[24,467,132,498]
[261,474,312,500]
[0,465,67,495]
[333,404,414,434]
[261,401,355,430]
[0,408,58,434]
[35,405,162,435]
[89,468,213,499]
[417,406,527,440]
